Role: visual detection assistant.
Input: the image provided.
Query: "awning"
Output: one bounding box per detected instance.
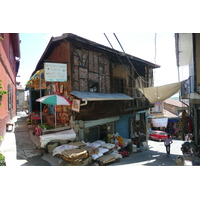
[25,69,45,88]
[70,91,133,101]
[138,81,185,104]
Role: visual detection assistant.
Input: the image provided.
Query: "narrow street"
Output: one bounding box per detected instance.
[108,139,185,166]
[0,116,50,166]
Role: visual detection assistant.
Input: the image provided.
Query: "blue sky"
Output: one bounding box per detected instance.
[17,33,189,88]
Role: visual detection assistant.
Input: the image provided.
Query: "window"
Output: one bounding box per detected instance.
[84,126,99,142]
[99,63,105,74]
[89,81,98,92]
[7,84,13,111]
[150,103,162,114]
[114,78,125,93]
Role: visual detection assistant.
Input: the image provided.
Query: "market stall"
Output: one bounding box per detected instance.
[25,68,73,131]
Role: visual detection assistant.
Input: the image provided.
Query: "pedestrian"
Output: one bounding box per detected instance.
[164,134,173,156]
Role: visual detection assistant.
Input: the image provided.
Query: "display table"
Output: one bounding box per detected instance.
[31,116,41,125]
[39,129,76,148]
[42,126,71,134]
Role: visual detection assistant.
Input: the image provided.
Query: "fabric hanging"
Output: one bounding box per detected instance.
[138,81,185,104]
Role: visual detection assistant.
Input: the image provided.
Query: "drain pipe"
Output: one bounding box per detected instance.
[80,100,88,106]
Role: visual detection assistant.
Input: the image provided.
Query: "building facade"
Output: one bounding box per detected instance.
[27,33,160,143]
[16,82,25,112]
[175,33,199,143]
[0,33,20,139]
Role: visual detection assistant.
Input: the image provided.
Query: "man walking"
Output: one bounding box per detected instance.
[164,134,173,156]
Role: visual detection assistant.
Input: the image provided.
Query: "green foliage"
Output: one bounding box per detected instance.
[0,152,6,166]
[0,80,7,105]
[41,124,55,129]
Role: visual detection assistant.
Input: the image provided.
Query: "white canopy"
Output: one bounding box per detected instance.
[139,81,185,104]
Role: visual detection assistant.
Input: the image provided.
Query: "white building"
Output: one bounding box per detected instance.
[16,82,25,112]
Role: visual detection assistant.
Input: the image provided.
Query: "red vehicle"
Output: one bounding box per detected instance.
[149,130,168,142]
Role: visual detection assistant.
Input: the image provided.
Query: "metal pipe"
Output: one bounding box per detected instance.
[80,100,88,106]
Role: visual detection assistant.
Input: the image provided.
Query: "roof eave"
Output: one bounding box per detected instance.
[10,33,21,58]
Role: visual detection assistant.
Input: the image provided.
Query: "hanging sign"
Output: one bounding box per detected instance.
[72,99,80,112]
[135,113,140,121]
[152,118,168,127]
[44,62,67,82]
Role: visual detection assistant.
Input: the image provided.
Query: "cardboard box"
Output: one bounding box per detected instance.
[47,142,59,153]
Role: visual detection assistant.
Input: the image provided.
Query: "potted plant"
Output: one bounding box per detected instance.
[0,152,6,166]
[0,136,6,166]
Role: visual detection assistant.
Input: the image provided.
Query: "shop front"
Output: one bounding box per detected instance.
[77,116,119,142]
[69,91,134,140]
[129,111,147,147]
[166,118,180,139]
[25,68,73,129]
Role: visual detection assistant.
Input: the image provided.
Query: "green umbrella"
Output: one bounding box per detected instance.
[36,95,71,128]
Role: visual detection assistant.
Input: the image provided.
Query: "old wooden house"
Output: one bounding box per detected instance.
[28,33,160,142]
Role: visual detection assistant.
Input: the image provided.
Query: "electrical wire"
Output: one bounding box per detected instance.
[113,33,149,85]
[154,33,157,65]
[103,33,137,82]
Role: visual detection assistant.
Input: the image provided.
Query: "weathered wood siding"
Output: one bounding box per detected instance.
[72,47,111,93]
[46,41,72,91]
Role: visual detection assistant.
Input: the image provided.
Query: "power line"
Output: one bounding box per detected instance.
[113,33,149,85]
[103,33,136,82]
[154,33,157,65]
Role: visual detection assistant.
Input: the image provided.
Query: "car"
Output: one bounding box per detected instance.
[149,130,168,142]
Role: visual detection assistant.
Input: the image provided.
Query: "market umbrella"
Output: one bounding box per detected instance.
[36,94,71,128]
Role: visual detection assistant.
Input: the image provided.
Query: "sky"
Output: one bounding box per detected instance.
[17,33,189,89]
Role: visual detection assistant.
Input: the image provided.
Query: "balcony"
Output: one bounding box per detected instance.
[181,76,193,97]
[181,76,200,103]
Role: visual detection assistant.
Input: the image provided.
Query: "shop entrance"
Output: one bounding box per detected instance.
[84,122,115,143]
[100,123,114,142]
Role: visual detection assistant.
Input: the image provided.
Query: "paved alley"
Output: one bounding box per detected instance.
[0,116,50,166]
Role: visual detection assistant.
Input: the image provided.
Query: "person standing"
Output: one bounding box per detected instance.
[164,134,173,155]
[42,104,49,122]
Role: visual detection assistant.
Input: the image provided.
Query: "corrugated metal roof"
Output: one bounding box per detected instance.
[70,91,133,101]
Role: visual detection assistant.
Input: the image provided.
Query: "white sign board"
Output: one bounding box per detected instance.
[152,118,168,127]
[44,62,67,82]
